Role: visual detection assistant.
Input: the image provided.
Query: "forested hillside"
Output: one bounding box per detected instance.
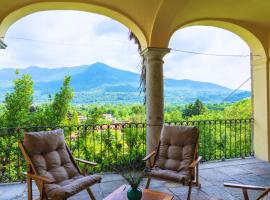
[0,62,250,104]
[0,70,251,128]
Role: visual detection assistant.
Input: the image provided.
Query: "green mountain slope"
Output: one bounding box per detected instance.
[0,62,250,104]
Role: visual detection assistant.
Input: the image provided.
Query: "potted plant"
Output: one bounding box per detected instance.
[115,156,145,200]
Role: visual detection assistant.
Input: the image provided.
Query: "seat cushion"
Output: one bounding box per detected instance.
[145,167,191,183]
[23,129,80,183]
[45,174,102,198]
[156,125,199,172]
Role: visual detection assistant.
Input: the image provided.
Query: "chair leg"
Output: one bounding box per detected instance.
[242,188,249,200]
[86,187,96,200]
[196,165,200,188]
[40,182,45,200]
[146,178,151,189]
[187,181,192,200]
[27,177,32,200]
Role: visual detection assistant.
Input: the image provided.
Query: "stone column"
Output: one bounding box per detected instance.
[252,55,270,161]
[141,47,170,154]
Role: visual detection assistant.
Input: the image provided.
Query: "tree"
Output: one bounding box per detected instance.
[165,110,182,122]
[84,106,113,124]
[182,99,206,118]
[44,76,74,126]
[223,98,251,119]
[129,105,145,122]
[85,107,103,125]
[4,74,33,127]
[64,107,79,126]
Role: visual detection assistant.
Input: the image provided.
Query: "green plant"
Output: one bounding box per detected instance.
[4,73,33,127]
[122,170,144,190]
[115,157,145,189]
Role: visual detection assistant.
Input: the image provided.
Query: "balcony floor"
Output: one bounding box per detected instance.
[1,158,270,200]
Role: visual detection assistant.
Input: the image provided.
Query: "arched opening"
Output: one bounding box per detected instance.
[0,10,148,184]
[0,2,147,47]
[0,10,143,104]
[166,21,268,161]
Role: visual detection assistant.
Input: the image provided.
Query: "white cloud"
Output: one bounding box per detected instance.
[164,26,251,90]
[0,12,251,90]
[0,11,140,72]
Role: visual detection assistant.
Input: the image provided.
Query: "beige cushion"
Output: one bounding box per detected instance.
[24,129,101,198]
[45,174,101,198]
[146,167,190,183]
[24,129,79,183]
[156,125,199,172]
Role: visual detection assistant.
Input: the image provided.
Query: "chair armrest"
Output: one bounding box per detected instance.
[189,156,202,169]
[23,172,54,184]
[224,182,267,191]
[225,183,270,200]
[256,187,270,199]
[142,150,156,161]
[75,158,97,166]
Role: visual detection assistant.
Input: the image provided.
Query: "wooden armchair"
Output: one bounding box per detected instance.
[19,129,101,200]
[224,182,270,200]
[143,125,201,200]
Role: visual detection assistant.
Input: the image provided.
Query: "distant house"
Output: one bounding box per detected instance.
[102,114,118,123]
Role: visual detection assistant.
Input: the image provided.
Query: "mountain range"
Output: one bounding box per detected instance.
[0,62,250,104]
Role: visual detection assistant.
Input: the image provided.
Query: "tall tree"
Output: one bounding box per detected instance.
[85,106,104,125]
[182,99,206,118]
[4,74,33,127]
[45,76,74,126]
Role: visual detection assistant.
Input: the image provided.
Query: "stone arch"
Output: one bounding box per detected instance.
[170,20,266,57]
[0,2,147,47]
[169,20,269,161]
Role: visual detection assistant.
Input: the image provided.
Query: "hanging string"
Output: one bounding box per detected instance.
[221,77,251,102]
[170,48,260,58]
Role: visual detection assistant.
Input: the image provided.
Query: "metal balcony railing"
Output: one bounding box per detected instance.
[168,119,254,161]
[0,118,253,183]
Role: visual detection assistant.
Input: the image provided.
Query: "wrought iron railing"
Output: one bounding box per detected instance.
[0,118,253,183]
[168,118,254,161]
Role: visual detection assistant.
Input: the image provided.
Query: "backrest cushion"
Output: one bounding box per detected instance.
[156,125,199,171]
[23,129,79,183]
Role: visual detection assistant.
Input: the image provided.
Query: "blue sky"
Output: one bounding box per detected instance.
[0,11,251,90]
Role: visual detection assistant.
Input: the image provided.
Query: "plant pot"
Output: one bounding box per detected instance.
[127,187,142,200]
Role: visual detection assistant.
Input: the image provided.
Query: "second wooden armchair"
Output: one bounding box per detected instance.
[143,125,201,200]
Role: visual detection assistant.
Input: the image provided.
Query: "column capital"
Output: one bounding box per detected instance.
[252,56,269,71]
[140,47,170,59]
[252,57,268,66]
